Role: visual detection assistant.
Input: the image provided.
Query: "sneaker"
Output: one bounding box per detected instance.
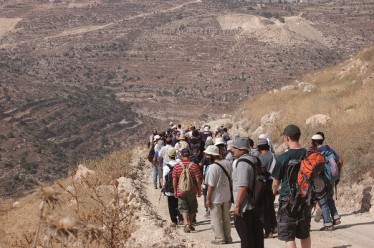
[320,225,334,231]
[184,225,191,233]
[211,239,225,245]
[314,209,323,223]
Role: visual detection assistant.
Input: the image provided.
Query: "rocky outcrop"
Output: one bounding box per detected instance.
[74,164,95,181]
[305,114,332,127]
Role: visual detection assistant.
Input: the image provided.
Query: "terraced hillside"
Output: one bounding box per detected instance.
[0,0,373,197]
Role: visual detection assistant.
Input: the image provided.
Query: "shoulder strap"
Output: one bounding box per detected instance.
[166,163,173,170]
[214,162,231,183]
[237,157,258,168]
[236,157,259,196]
[214,162,233,198]
[268,153,276,174]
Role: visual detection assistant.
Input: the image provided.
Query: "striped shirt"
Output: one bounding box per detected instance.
[172,159,201,197]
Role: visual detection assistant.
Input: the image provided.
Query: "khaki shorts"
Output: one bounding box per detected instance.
[157,165,163,180]
[178,194,198,214]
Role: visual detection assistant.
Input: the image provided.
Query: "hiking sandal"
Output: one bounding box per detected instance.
[183,225,191,233]
[320,225,335,231]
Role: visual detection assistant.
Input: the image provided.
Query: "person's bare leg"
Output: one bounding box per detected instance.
[183,212,190,226]
[285,241,297,248]
[300,237,311,248]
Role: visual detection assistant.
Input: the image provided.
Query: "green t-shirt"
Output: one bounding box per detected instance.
[271,148,306,199]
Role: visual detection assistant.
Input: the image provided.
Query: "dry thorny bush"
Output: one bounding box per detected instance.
[10,176,134,248]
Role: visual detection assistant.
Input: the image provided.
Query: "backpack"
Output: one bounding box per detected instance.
[285,150,329,213]
[237,156,269,208]
[189,139,202,160]
[320,146,340,183]
[147,145,155,163]
[178,162,195,194]
[162,164,174,194]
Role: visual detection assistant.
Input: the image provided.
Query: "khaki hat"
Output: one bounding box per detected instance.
[227,140,234,150]
[167,148,177,157]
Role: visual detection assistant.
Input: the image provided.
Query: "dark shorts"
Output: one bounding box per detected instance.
[178,194,198,214]
[277,200,312,241]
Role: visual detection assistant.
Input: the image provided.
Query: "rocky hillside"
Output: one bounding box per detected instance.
[228,45,374,185]
[1,0,373,197]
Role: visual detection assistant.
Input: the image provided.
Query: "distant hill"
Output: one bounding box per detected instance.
[1,0,373,197]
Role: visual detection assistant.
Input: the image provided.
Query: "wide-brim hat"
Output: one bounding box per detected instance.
[214,137,226,146]
[204,145,220,156]
[232,137,250,151]
[227,140,234,150]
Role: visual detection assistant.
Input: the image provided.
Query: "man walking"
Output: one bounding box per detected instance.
[232,137,264,248]
[311,132,343,230]
[257,139,277,238]
[172,148,202,233]
[204,145,233,245]
[162,148,182,226]
[272,124,312,248]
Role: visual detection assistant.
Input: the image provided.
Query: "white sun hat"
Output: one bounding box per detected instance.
[204,145,220,156]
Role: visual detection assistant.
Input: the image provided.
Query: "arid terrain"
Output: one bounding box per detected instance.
[0,0,373,197]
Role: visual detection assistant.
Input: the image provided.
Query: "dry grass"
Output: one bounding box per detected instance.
[0,149,135,247]
[236,46,374,183]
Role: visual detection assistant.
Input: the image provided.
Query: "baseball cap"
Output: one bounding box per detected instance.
[282,124,301,137]
[167,148,177,157]
[181,148,190,157]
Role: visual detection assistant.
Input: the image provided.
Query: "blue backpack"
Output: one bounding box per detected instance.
[320,146,340,183]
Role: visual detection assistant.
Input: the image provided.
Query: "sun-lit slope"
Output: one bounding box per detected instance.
[233,46,374,181]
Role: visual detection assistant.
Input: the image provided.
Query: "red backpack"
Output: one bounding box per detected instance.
[298,152,327,201]
[285,150,328,213]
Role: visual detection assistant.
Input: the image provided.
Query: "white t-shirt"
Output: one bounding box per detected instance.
[205,159,232,204]
[162,160,178,197]
[158,144,173,166]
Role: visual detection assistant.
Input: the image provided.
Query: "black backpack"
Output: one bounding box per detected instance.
[147,145,155,163]
[236,156,269,208]
[162,164,174,194]
[189,138,203,162]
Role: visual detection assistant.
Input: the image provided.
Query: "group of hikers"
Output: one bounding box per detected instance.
[146,122,343,248]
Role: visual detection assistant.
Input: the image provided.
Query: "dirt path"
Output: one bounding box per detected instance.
[143,165,374,247]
